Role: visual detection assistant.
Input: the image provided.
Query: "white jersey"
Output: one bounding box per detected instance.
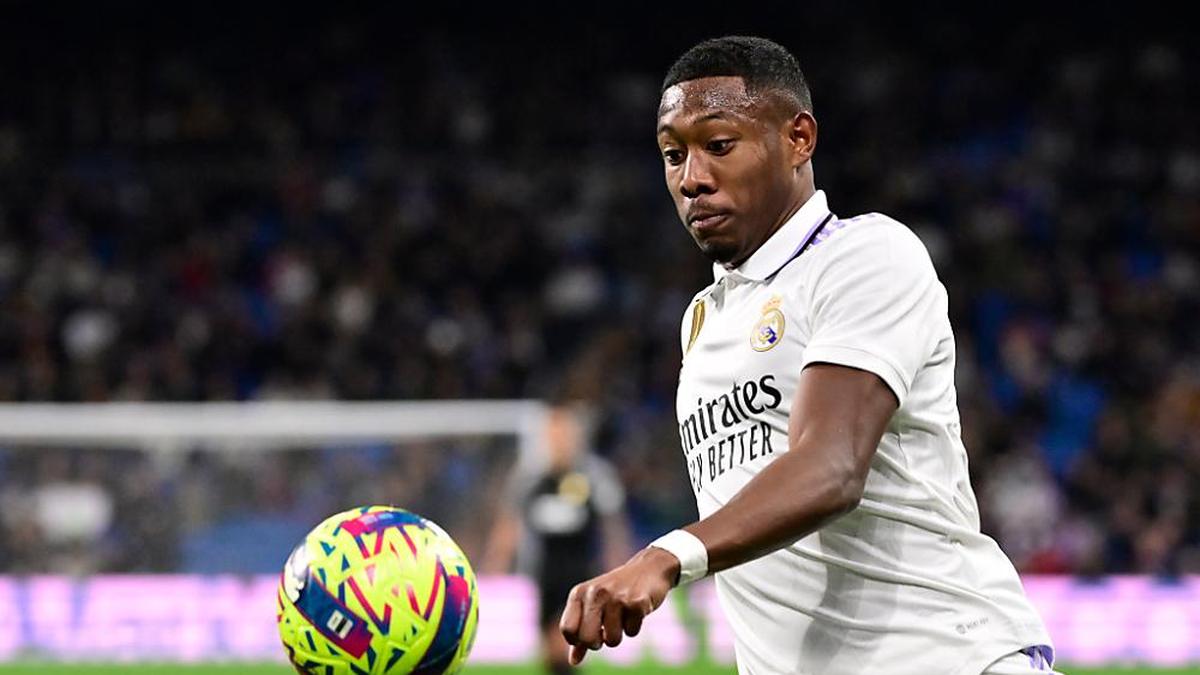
[676,190,1052,675]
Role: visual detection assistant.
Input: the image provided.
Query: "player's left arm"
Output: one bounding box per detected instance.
[559,362,897,663]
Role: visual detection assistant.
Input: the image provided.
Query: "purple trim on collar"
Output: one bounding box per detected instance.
[712,190,832,282]
[762,213,835,280]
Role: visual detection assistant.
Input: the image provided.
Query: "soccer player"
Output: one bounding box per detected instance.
[484,404,631,675]
[559,36,1057,675]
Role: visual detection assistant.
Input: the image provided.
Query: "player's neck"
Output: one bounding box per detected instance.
[723,183,817,271]
[770,183,817,240]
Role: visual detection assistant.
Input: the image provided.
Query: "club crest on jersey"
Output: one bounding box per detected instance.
[751,295,785,352]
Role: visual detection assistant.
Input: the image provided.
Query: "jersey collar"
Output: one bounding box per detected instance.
[712,190,833,283]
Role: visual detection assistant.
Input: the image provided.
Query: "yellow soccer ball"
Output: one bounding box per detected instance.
[277,506,479,674]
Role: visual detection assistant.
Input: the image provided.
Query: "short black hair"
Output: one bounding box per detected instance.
[662,36,812,114]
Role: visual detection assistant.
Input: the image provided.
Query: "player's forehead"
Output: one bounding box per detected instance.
[657,76,759,131]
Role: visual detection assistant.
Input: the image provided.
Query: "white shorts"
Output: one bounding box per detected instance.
[982,646,1061,674]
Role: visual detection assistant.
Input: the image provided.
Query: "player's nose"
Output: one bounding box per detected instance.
[679,154,716,199]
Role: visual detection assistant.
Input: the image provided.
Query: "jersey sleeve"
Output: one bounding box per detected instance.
[800,222,945,407]
[585,456,626,516]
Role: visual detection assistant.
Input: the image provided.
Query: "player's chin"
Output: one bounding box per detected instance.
[696,238,740,266]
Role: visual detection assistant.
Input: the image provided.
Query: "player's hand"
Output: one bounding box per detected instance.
[559,546,680,665]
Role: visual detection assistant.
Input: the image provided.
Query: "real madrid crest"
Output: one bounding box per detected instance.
[751,295,785,352]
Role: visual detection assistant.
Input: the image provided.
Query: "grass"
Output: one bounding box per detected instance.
[0,664,1198,674]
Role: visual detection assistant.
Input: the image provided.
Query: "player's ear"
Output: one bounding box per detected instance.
[788,111,817,168]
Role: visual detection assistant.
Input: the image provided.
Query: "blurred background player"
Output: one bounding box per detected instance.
[484,403,631,675]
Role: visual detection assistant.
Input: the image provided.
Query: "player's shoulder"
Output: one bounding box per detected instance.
[806,211,934,273]
[579,454,625,509]
[679,284,714,328]
[811,211,926,256]
[580,453,618,479]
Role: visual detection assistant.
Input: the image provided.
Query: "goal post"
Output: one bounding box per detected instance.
[0,400,551,461]
[0,398,555,596]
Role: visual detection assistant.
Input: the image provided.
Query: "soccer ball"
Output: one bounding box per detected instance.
[277,506,479,675]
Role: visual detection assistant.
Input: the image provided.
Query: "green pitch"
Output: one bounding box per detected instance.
[1,664,1198,674]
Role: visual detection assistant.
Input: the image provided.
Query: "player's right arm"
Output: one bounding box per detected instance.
[559,363,896,663]
[679,362,895,573]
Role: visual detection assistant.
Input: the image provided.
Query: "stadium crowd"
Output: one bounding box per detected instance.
[0,7,1196,576]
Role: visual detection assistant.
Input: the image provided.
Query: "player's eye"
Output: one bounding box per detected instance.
[662,148,685,165]
[706,139,734,154]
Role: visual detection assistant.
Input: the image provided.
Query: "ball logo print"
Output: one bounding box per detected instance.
[284,542,312,603]
[328,611,354,640]
[277,506,479,675]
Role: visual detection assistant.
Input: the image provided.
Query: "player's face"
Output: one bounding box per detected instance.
[546,407,582,471]
[657,77,801,267]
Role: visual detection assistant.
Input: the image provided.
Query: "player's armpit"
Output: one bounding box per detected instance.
[684,362,896,574]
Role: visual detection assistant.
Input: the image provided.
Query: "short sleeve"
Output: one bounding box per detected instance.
[800,222,945,407]
[584,456,626,516]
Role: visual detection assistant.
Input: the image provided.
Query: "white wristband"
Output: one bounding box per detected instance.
[648,529,709,586]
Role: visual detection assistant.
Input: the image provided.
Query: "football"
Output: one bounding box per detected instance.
[277,506,479,674]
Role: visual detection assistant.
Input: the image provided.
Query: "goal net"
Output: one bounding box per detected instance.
[0,400,596,663]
